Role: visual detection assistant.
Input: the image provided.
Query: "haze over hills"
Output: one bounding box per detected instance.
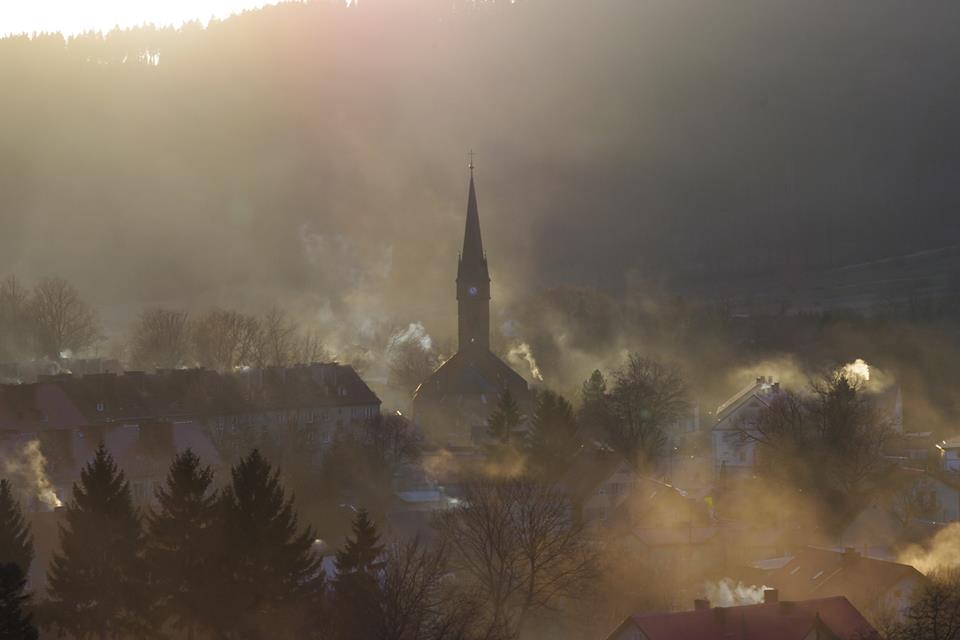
[2,0,960,333]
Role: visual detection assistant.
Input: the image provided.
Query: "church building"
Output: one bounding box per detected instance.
[412,165,530,443]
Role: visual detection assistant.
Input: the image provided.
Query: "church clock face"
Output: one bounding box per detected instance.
[468,286,478,296]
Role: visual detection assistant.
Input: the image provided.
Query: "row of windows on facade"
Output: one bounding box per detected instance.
[214,423,337,447]
[212,405,378,428]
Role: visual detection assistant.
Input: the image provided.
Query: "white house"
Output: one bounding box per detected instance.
[712,376,782,475]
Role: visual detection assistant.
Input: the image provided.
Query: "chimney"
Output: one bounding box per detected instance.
[756,376,764,385]
[763,588,779,604]
[694,598,710,611]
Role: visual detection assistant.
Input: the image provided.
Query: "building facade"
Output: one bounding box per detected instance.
[0,363,380,511]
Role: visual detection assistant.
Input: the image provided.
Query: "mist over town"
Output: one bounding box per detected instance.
[2,1,960,639]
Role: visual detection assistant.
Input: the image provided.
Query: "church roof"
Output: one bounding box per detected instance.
[413,349,527,400]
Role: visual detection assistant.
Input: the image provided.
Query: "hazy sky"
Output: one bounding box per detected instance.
[0,0,306,36]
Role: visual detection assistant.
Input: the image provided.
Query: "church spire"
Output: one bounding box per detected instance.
[461,176,485,266]
[456,154,490,352]
[461,151,484,266]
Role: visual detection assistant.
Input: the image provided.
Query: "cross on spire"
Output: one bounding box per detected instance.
[468,149,475,174]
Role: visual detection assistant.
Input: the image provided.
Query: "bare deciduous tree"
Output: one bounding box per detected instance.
[436,478,598,637]
[258,306,298,367]
[605,354,689,467]
[379,538,447,640]
[890,479,940,531]
[29,277,99,360]
[293,327,327,365]
[192,309,261,372]
[380,538,508,640]
[0,275,34,362]
[388,339,440,394]
[364,413,422,471]
[129,308,191,370]
[886,568,960,640]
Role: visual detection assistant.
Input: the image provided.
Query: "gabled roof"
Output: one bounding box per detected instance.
[608,596,879,640]
[764,547,925,608]
[713,379,781,431]
[414,349,527,400]
[716,381,766,419]
[558,450,634,505]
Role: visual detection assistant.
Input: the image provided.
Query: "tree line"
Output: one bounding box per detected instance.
[0,274,327,371]
[132,306,326,372]
[0,276,99,363]
[0,444,599,640]
[485,353,691,478]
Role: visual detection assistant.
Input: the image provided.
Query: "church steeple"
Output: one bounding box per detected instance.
[456,157,490,352]
[461,170,484,265]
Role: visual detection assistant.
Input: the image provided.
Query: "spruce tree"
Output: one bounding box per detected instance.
[146,449,218,640]
[577,369,613,441]
[331,508,385,640]
[486,389,521,445]
[527,390,582,480]
[46,444,151,639]
[0,562,37,640]
[335,508,384,578]
[215,449,323,638]
[0,479,33,576]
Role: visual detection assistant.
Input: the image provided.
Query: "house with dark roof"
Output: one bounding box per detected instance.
[556,450,727,580]
[604,592,879,640]
[558,451,707,531]
[0,363,380,511]
[754,546,927,623]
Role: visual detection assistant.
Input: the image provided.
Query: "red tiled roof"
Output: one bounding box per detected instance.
[609,596,879,640]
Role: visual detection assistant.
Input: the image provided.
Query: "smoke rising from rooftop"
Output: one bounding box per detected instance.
[4,440,62,509]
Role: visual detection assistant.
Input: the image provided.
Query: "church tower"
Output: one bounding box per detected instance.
[456,165,490,352]
[412,157,529,444]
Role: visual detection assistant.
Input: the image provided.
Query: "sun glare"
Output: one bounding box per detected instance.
[0,1,314,38]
